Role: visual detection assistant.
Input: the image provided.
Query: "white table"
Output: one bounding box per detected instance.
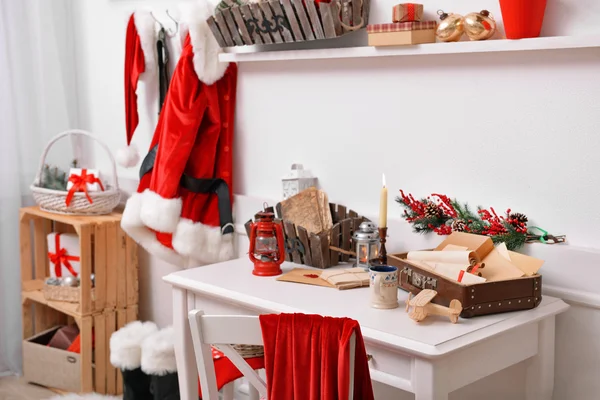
[164,259,568,400]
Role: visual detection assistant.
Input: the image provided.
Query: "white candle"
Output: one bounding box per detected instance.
[379,174,388,228]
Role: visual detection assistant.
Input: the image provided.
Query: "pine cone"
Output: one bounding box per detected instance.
[424,202,442,218]
[451,219,468,232]
[509,212,528,225]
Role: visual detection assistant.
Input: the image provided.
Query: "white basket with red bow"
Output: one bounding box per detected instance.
[30,130,121,215]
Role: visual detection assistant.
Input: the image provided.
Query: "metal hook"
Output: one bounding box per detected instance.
[165,9,179,35]
[150,11,165,29]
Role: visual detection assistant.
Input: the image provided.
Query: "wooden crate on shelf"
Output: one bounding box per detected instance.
[19,206,140,395]
[20,206,139,316]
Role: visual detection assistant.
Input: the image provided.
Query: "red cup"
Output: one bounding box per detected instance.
[499,0,547,39]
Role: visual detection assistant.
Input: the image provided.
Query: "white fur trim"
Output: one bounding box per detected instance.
[133,11,157,74]
[140,189,182,233]
[172,218,236,265]
[180,1,229,85]
[110,321,158,369]
[116,144,140,168]
[141,326,177,375]
[122,192,186,267]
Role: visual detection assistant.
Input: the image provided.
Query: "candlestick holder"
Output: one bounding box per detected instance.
[378,227,388,265]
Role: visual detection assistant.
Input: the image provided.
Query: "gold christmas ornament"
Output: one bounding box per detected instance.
[436,10,465,43]
[464,10,497,41]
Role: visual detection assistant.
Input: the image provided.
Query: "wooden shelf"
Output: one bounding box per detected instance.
[219,34,600,63]
[22,280,85,319]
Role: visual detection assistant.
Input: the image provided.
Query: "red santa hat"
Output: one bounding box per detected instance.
[117,11,157,168]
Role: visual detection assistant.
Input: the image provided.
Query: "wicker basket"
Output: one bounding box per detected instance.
[30,130,121,215]
[42,283,96,303]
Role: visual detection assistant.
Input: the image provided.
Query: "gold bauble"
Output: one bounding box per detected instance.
[436,10,465,43]
[464,10,497,41]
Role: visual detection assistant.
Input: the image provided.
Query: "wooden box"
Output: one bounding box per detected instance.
[245,203,369,269]
[207,0,370,48]
[20,206,139,395]
[20,206,139,316]
[367,21,437,46]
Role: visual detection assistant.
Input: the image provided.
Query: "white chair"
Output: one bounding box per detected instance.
[188,310,357,400]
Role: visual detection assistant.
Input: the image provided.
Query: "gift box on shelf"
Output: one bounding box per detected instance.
[393,3,423,23]
[388,232,544,318]
[47,232,81,278]
[367,21,437,47]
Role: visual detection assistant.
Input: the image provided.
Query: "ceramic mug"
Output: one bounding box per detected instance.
[369,265,399,309]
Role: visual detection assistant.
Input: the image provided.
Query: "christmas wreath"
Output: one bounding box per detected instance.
[396,190,531,250]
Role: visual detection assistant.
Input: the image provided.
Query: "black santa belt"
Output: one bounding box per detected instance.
[139,145,234,235]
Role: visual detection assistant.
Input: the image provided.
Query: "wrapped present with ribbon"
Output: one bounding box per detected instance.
[65,168,105,206]
[47,232,81,278]
[367,21,437,46]
[393,3,424,23]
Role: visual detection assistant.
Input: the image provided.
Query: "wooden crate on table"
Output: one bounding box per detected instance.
[245,203,368,269]
[207,0,370,47]
[19,206,139,395]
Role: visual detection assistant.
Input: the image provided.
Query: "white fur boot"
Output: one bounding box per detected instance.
[141,326,180,400]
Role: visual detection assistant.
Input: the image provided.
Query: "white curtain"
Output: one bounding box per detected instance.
[0,0,78,374]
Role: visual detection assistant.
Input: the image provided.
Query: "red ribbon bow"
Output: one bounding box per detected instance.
[48,233,80,277]
[65,168,105,206]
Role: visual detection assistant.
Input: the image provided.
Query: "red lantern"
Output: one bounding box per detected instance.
[248,211,286,276]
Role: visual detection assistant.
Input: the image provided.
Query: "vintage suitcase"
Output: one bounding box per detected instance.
[389,252,542,318]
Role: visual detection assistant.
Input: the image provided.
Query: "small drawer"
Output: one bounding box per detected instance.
[364,341,411,382]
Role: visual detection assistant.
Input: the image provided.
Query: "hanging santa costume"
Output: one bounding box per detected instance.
[121,2,237,267]
[118,11,157,168]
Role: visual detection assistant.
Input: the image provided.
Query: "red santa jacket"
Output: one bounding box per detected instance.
[122,6,237,268]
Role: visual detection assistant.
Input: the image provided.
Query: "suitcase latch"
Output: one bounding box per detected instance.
[402,267,437,290]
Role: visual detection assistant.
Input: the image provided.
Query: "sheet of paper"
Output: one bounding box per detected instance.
[481,249,525,281]
[507,251,544,276]
[459,271,487,284]
[495,243,511,261]
[408,250,477,266]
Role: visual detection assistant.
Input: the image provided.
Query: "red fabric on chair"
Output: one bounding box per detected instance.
[197,352,265,399]
[259,313,374,400]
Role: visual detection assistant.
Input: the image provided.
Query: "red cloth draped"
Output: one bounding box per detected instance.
[259,313,374,400]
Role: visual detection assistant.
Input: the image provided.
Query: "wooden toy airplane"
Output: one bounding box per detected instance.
[405,289,463,324]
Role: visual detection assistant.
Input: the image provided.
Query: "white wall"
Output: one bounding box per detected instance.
[71,0,600,398]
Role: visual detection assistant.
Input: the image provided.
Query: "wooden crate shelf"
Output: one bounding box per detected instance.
[19,206,139,395]
[20,206,139,316]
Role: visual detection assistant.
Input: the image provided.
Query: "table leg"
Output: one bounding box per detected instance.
[173,287,198,400]
[412,359,449,400]
[525,317,556,400]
